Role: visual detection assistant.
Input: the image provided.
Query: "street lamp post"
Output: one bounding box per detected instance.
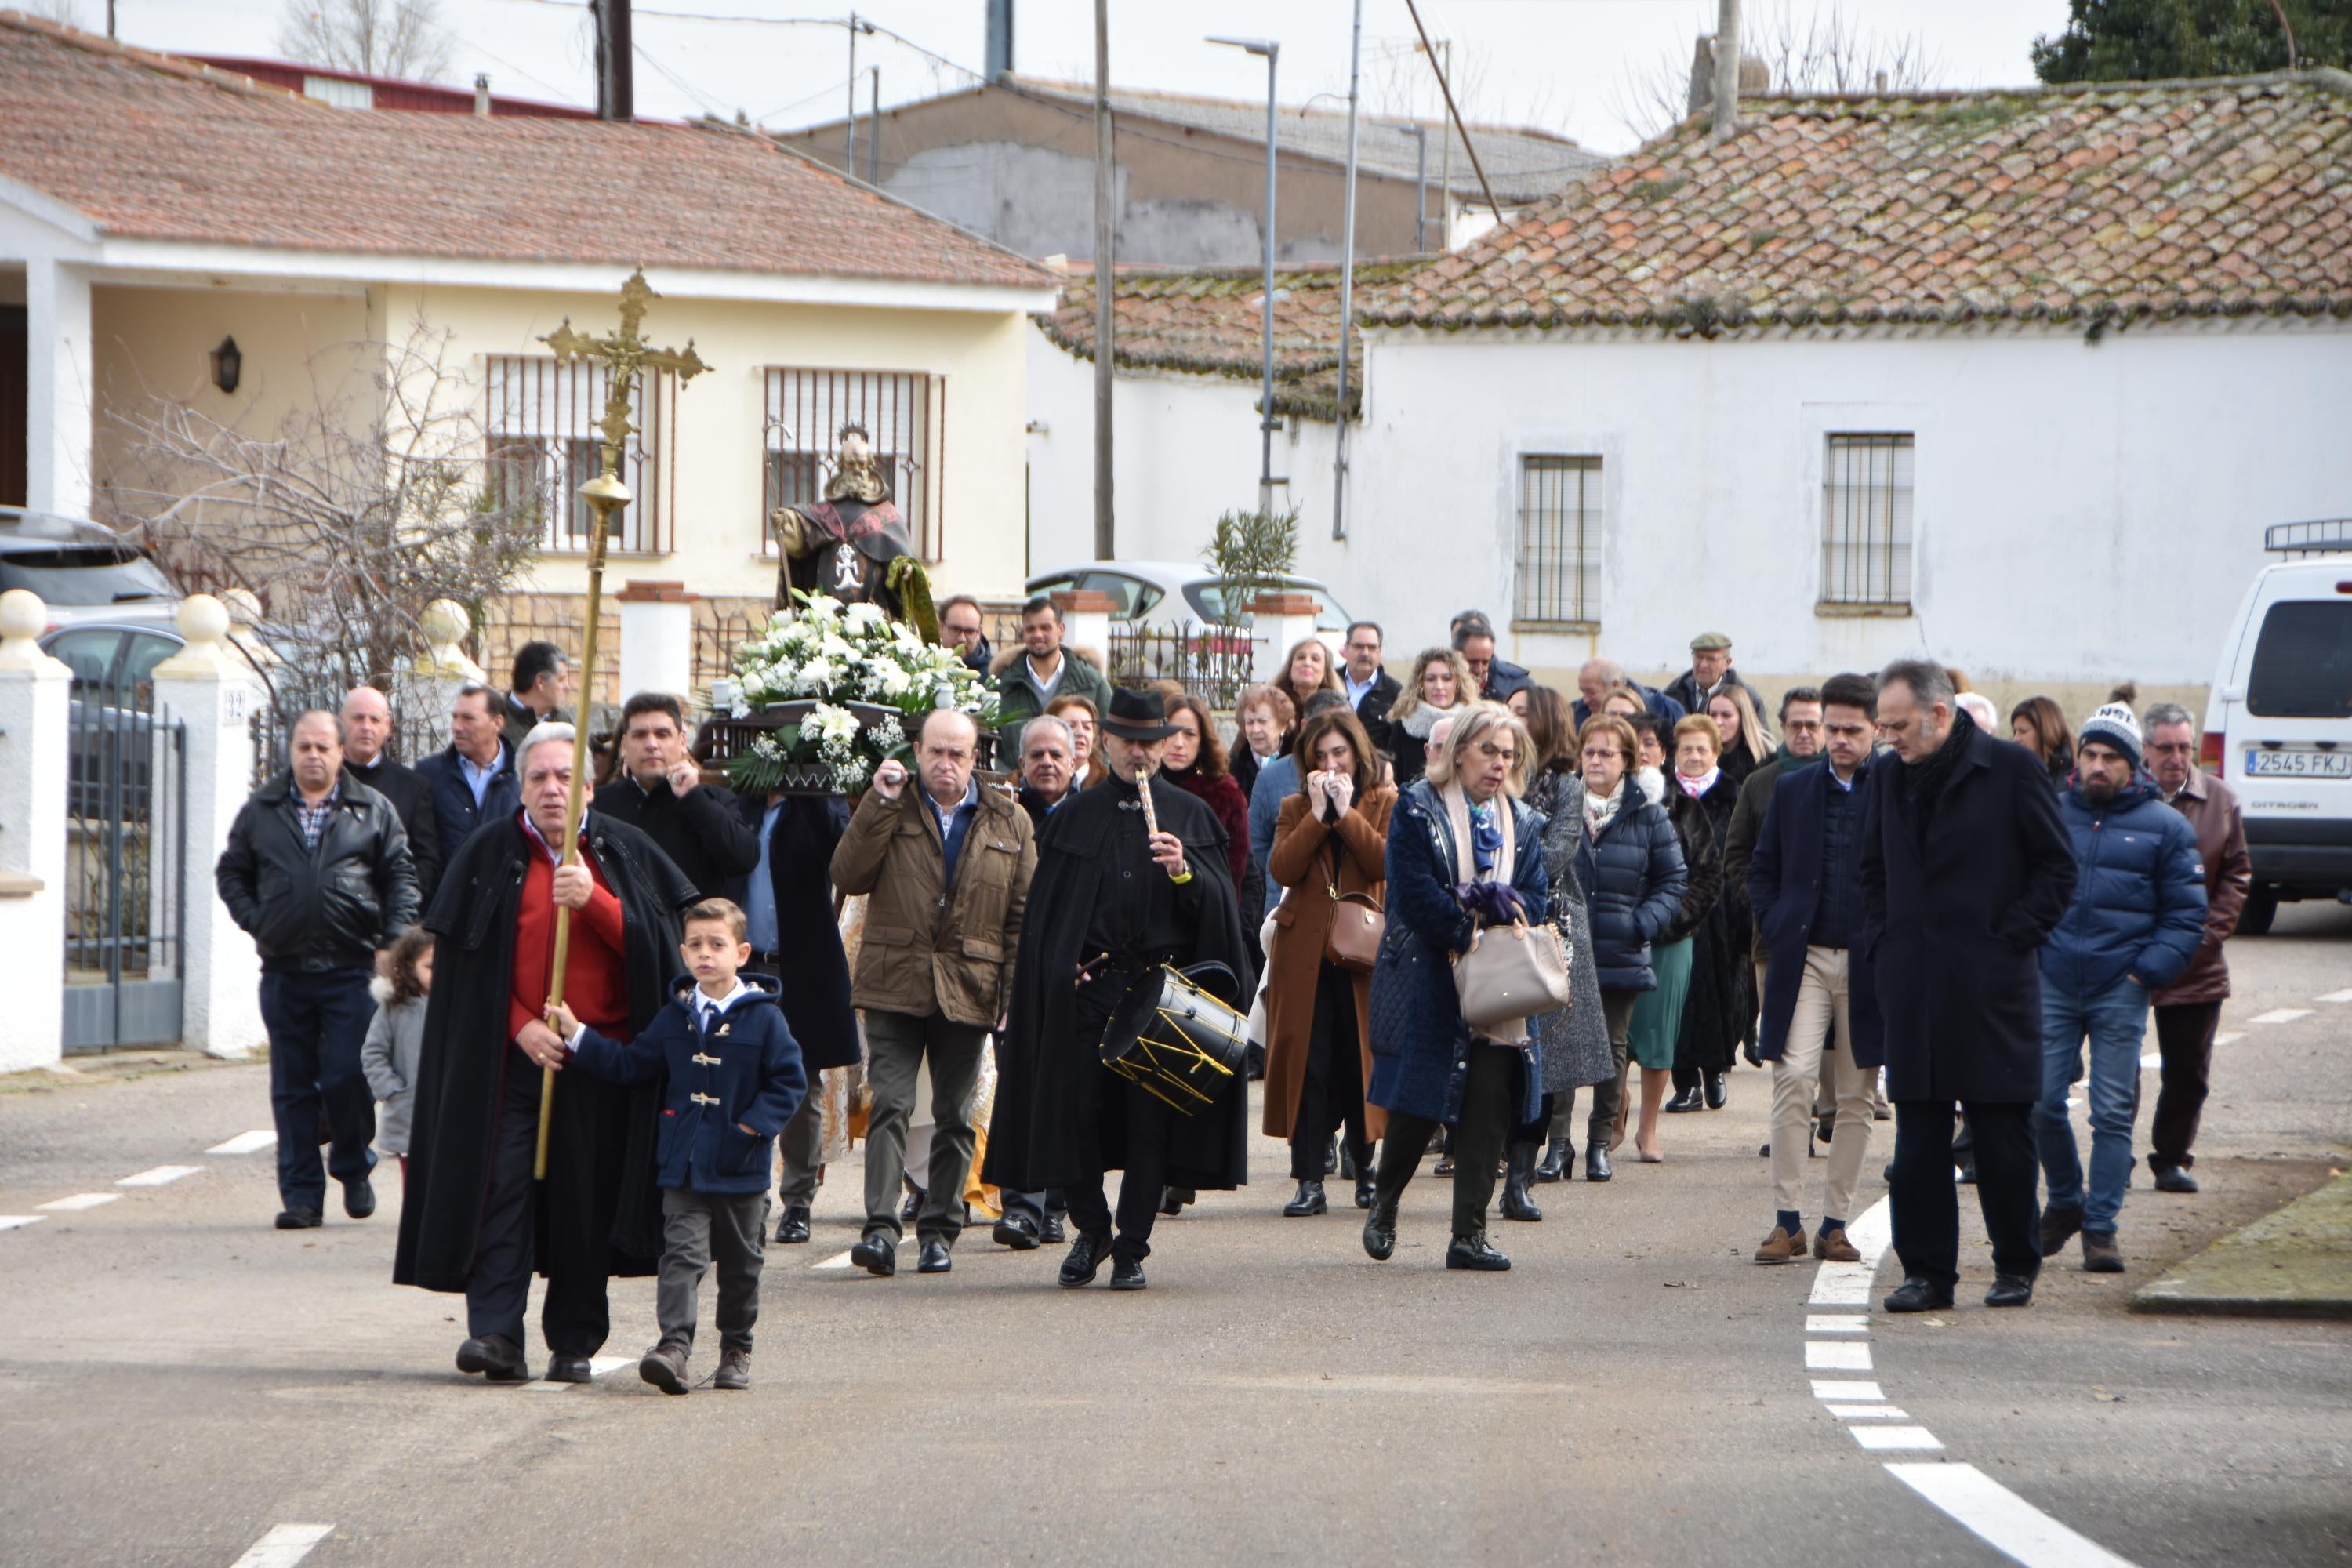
[1208,34,1281,519]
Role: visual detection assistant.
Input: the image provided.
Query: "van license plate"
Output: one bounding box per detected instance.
[2246,749,2352,779]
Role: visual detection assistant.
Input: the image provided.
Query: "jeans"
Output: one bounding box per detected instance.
[257,967,378,1212]
[2035,973,2150,1236]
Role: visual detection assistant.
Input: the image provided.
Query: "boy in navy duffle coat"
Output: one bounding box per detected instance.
[551,898,804,1396]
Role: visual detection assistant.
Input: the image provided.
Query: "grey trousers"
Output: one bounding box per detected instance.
[657,1188,769,1355]
[1566,991,1641,1149]
[862,1008,989,1242]
[773,1093,826,1207]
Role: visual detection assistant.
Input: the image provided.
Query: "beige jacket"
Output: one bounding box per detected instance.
[829,781,1036,1026]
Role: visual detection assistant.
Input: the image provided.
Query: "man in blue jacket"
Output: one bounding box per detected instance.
[2035,702,2206,1275]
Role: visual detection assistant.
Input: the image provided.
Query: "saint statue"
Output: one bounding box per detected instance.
[769,425,938,642]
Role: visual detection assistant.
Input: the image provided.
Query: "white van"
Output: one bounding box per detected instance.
[2201,523,2352,934]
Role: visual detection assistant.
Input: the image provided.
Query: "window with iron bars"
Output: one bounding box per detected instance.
[761,368,944,563]
[485,354,676,555]
[1820,434,1914,609]
[1515,455,1602,627]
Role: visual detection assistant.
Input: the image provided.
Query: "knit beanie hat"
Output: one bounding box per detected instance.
[2077,702,2143,769]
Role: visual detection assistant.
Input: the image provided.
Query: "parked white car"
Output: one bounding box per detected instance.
[0,508,179,630]
[1022,561,1355,636]
[2201,522,2352,933]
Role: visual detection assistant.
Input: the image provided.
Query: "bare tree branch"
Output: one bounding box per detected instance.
[275,0,456,83]
[1611,1,1945,146]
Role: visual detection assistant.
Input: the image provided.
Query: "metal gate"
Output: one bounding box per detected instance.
[62,661,187,1052]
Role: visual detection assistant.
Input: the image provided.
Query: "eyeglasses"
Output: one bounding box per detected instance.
[2146,742,2194,756]
[1475,742,1518,762]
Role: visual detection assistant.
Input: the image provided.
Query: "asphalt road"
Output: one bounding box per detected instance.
[2,902,2347,1568]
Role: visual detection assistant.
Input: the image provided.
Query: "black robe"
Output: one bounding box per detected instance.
[392,811,699,1295]
[985,773,1255,1194]
[1673,771,1755,1075]
[731,793,860,1071]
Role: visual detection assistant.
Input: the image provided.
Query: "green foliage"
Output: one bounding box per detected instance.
[2031,0,2352,82]
[1199,508,1301,627]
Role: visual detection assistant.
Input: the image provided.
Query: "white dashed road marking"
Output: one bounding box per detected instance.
[1828,1404,1911,1420]
[2214,1032,2245,1046]
[208,1131,278,1155]
[0,1215,45,1232]
[1812,1379,1885,1401]
[1852,1425,1946,1452]
[1806,1341,1873,1371]
[37,1193,119,1211]
[2316,988,2352,1004]
[228,1523,333,1567]
[811,1249,854,1270]
[117,1165,202,1188]
[1806,1313,1868,1334]
[1889,1464,2140,1567]
[2249,1007,2314,1025]
[2139,1052,2161,1069]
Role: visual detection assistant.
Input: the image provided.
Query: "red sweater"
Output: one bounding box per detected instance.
[508,824,630,1049]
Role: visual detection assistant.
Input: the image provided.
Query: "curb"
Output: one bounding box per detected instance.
[2132,1167,2352,1320]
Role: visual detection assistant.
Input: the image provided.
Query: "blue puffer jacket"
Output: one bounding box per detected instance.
[1367,779,1550,1127]
[2040,777,2207,997]
[1574,776,1689,992]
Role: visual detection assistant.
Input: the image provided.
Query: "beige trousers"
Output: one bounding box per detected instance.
[1769,946,1877,1224]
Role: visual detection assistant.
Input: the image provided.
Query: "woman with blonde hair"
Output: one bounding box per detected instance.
[1707,684,1772,791]
[1364,702,1550,1272]
[1384,647,1476,789]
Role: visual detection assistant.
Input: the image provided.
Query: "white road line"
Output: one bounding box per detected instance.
[1806,1341,1873,1371]
[1811,1379,1885,1402]
[590,1355,633,1377]
[2139,1052,2161,1069]
[811,1249,854,1270]
[37,1193,119,1211]
[229,1523,333,1568]
[117,1165,202,1187]
[1809,1262,1876,1305]
[1806,1313,1869,1334]
[0,1215,45,1232]
[1887,1463,2140,1567]
[1853,1425,1944,1453]
[2316,988,2352,1004]
[2214,1032,2245,1046]
[208,1131,278,1155]
[1828,1404,1911,1420]
[2249,1007,2313,1025]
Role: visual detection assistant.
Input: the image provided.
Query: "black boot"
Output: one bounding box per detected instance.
[1498,1142,1544,1221]
[1704,1070,1728,1109]
[1362,1191,1399,1261]
[1446,1231,1512,1271]
[1664,1085,1704,1114]
[1283,1179,1328,1217]
[1534,1134,1572,1183]
[1323,1134,1339,1176]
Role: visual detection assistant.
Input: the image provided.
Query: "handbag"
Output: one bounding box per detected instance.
[1323,887,1385,973]
[1451,917,1574,1044]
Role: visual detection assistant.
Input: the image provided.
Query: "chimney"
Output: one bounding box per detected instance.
[985,0,1014,83]
[474,73,492,117]
[594,0,634,122]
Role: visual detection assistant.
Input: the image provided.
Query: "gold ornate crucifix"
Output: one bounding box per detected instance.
[529,269,710,1180]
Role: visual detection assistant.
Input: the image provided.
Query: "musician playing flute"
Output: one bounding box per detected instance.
[985,689,1256,1291]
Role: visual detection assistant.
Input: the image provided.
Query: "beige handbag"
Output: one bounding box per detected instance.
[1451,917,1574,1044]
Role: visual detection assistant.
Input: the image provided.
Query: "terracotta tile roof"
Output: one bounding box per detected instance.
[0,16,1051,290]
[1365,72,2352,333]
[1038,261,1419,421]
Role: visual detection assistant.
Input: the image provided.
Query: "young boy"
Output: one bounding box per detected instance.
[550,898,805,1395]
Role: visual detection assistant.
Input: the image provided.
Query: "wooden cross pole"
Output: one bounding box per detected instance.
[532,270,710,1180]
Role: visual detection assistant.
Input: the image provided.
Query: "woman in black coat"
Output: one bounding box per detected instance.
[1668,716,1753,1115]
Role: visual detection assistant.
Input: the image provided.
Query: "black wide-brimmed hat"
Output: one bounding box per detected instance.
[1100,687,1179,742]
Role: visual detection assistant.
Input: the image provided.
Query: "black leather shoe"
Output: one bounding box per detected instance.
[1040,1214,1067,1245]
[545,1354,593,1383]
[1109,1254,1147,1291]
[1058,1232,1108,1287]
[1984,1272,2036,1308]
[274,1207,322,1230]
[1586,1145,1612,1183]
[917,1239,952,1274]
[1534,1135,1572,1183]
[1704,1070,1728,1109]
[1664,1086,1704,1113]
[2153,1163,2199,1194]
[992,1214,1040,1250]
[2039,1204,2084,1259]
[341,1174,376,1220]
[1446,1233,1511,1272]
[1362,1194,1399,1261]
[900,1187,924,1223]
[1323,1134,1339,1176]
[1283,1179,1327,1217]
[1354,1171,1376,1209]
[456,1334,527,1381]
[851,1231,897,1277]
[1159,1186,1193,1217]
[1882,1276,1955,1313]
[775,1205,811,1244]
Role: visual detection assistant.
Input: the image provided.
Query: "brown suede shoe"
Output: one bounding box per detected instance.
[1753,1225,1808,1264]
[638,1338,691,1396]
[713,1349,750,1391]
[1813,1227,1861,1263]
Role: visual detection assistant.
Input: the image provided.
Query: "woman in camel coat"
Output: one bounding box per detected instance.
[1263,706,1394,1216]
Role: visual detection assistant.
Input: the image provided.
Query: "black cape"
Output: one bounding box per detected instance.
[392,811,699,1294]
[984,775,1255,1194]
[731,793,861,1070]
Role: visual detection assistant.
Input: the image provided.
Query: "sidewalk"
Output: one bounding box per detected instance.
[2133,1167,2352,1320]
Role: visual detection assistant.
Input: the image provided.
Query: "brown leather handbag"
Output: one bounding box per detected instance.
[1323,887,1386,973]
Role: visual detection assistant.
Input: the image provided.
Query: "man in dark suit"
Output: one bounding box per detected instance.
[501,640,572,752]
[415,684,521,869]
[734,788,860,1244]
[340,684,441,906]
[1860,659,2077,1314]
[1339,620,1402,757]
[590,692,760,899]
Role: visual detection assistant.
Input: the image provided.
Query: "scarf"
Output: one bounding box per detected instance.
[1676,766,1719,800]
[1583,775,1624,837]
[1902,704,1976,850]
[1397,701,1454,741]
[1443,780,1516,891]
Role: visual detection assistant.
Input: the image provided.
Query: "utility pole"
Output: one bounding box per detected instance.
[846,11,858,172]
[1436,39,1451,245]
[1091,0,1115,560]
[1330,0,1363,541]
[1711,0,1743,143]
[869,66,880,183]
[593,0,633,122]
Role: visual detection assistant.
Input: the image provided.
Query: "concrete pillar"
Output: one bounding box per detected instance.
[1249,591,1323,685]
[396,598,486,759]
[0,592,70,1073]
[24,257,93,519]
[1050,589,1116,672]
[615,579,695,707]
[153,595,270,1060]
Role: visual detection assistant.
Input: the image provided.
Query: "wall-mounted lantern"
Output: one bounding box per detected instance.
[210,336,241,394]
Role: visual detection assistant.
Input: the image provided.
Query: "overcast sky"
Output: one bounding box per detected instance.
[93,0,2073,155]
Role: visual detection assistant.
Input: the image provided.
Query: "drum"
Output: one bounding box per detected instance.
[1100,964,1250,1115]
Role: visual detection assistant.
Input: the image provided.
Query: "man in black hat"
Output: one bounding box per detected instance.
[984,689,1254,1292]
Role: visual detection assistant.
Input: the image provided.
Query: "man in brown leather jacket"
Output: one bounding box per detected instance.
[2142,703,2252,1195]
[830,709,1036,1276]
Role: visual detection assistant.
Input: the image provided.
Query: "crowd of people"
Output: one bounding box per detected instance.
[215,597,2252,1392]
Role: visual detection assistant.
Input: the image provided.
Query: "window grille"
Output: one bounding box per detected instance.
[485,355,674,555]
[761,368,943,562]
[1821,434,1914,608]
[1515,455,1602,626]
